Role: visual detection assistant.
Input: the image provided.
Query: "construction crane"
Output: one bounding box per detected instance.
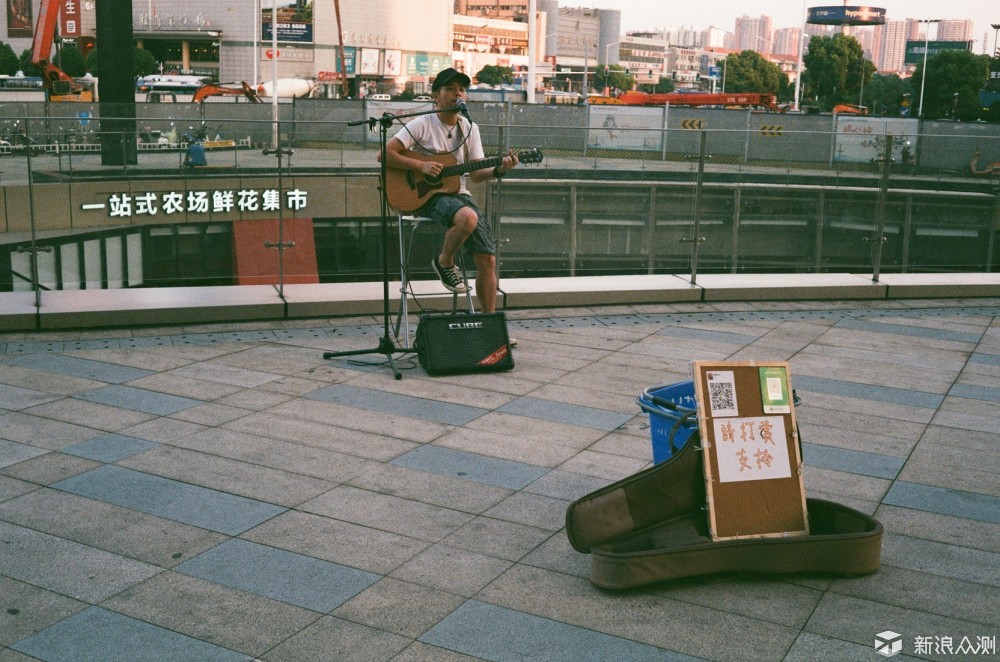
[31,0,94,101]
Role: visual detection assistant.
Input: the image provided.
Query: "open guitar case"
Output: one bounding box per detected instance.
[565,432,883,590]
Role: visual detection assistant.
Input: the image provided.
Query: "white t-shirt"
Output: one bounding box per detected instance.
[392,111,485,196]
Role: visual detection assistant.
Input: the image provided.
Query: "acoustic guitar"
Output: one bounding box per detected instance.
[385,148,543,212]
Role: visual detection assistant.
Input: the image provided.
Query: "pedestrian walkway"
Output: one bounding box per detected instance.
[1,297,997,661]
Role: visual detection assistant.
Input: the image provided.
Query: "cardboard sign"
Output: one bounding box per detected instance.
[693,361,808,541]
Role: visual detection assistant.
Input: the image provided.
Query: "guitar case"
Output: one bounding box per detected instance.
[565,432,883,589]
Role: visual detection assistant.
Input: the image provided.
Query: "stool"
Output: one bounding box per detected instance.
[394,214,475,349]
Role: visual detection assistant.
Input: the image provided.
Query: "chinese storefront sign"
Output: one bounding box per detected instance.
[80,188,308,218]
[693,361,808,541]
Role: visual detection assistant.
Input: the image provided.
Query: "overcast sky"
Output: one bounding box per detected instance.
[592,1,999,53]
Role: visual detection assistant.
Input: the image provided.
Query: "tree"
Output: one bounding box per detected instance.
[85,46,158,78]
[910,49,990,120]
[592,65,635,95]
[0,42,18,76]
[53,44,85,77]
[864,73,912,116]
[722,50,788,98]
[18,48,39,77]
[474,65,514,87]
[802,34,869,111]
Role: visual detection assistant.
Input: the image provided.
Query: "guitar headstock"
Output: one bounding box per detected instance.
[515,148,544,165]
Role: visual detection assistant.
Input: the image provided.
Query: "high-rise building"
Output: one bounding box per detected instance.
[735,15,773,53]
[773,27,802,57]
[875,20,910,73]
[938,19,973,42]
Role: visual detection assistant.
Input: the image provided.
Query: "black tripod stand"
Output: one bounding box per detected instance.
[323,105,457,379]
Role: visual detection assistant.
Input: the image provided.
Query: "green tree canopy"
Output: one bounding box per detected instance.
[0,42,19,76]
[592,64,636,95]
[474,64,514,87]
[85,46,158,78]
[53,44,86,77]
[910,49,990,120]
[722,50,787,96]
[863,74,912,116]
[802,34,870,111]
[18,48,39,77]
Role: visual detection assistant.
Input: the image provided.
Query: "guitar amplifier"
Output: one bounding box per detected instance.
[414,312,514,375]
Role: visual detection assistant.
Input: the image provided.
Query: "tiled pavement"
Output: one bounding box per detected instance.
[0,298,997,661]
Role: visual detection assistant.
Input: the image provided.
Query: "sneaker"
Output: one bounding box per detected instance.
[509,337,518,347]
[432,256,468,294]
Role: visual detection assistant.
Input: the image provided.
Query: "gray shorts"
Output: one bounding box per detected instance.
[418,193,496,256]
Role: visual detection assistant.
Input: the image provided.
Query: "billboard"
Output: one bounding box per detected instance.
[904,40,972,65]
[807,6,886,26]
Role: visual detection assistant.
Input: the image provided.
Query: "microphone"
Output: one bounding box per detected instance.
[455,99,471,122]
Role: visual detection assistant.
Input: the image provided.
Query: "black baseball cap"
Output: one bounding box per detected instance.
[432,67,471,91]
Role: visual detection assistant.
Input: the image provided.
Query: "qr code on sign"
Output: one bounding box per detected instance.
[705,370,739,416]
[709,382,736,412]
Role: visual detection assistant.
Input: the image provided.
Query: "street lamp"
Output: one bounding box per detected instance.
[992,23,1000,58]
[917,19,941,118]
[604,42,619,65]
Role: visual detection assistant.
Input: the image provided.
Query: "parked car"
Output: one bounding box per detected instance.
[413,95,432,101]
[369,93,391,101]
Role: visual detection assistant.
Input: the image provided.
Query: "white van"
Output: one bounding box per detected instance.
[369,93,391,101]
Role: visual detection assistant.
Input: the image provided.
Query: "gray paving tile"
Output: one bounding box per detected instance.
[103,571,319,658]
[0,385,60,411]
[883,481,1000,525]
[307,384,489,425]
[177,539,379,612]
[391,445,548,490]
[260,615,410,661]
[801,442,904,479]
[332,577,465,639]
[60,433,160,463]
[497,396,633,431]
[300,485,473,543]
[0,412,99,449]
[74,385,203,415]
[794,375,944,409]
[10,607,250,662]
[881,532,1000,587]
[52,465,286,535]
[348,463,512,514]
[948,383,1000,403]
[835,317,983,343]
[657,325,761,345]
[805,592,992,658]
[241,510,428,575]
[118,445,334,508]
[0,475,37,502]
[0,440,47,469]
[421,600,696,661]
[0,488,227,568]
[3,354,154,384]
[0,521,160,603]
[0,577,86,648]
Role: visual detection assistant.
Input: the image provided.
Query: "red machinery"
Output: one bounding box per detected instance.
[31,0,94,101]
[603,91,779,111]
[192,82,262,103]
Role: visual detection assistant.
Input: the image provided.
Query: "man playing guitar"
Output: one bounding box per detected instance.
[382,67,518,315]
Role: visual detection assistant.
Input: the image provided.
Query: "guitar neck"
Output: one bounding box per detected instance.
[440,155,506,179]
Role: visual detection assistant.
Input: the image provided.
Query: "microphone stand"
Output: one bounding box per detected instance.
[322,104,461,380]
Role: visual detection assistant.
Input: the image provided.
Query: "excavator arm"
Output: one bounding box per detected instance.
[192,82,262,103]
[32,0,92,101]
